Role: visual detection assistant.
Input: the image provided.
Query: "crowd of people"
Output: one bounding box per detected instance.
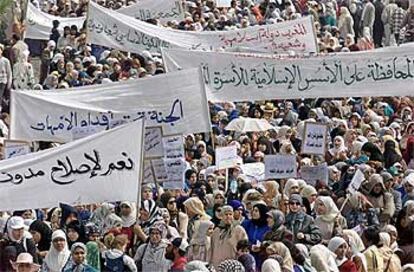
[0,0,414,271]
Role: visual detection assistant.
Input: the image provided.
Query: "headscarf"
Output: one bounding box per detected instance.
[190,221,214,246]
[310,244,339,272]
[383,140,402,168]
[7,216,26,243]
[267,210,285,231]
[71,242,87,254]
[217,259,245,272]
[329,136,347,156]
[44,230,71,272]
[361,142,384,162]
[183,197,207,218]
[59,203,78,228]
[284,179,299,196]
[342,229,365,254]
[140,199,163,232]
[218,206,236,240]
[328,237,348,266]
[266,242,294,272]
[251,203,268,227]
[301,185,317,199]
[262,258,281,272]
[315,196,340,222]
[86,241,100,271]
[29,220,52,251]
[120,201,137,228]
[91,203,120,233]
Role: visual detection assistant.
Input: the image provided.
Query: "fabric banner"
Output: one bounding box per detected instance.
[87,2,317,54]
[25,3,85,40]
[0,121,144,211]
[163,47,414,101]
[10,68,211,143]
[118,0,184,24]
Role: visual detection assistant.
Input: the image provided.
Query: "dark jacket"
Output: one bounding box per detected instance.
[0,235,38,271]
[285,211,322,246]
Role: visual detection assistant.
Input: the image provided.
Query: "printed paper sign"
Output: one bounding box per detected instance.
[264,155,297,179]
[348,169,365,195]
[162,135,184,159]
[215,145,239,169]
[216,0,232,7]
[151,158,168,182]
[300,163,328,186]
[163,158,186,189]
[4,140,31,160]
[143,160,155,184]
[301,123,327,155]
[144,127,164,158]
[240,162,265,182]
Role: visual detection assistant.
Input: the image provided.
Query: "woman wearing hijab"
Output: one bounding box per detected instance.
[327,237,357,272]
[327,136,348,164]
[314,196,347,242]
[85,242,100,272]
[383,140,403,169]
[183,197,211,241]
[91,203,122,235]
[301,185,318,216]
[285,194,322,247]
[263,210,293,242]
[361,142,384,163]
[134,199,164,243]
[62,243,97,272]
[310,244,339,272]
[42,230,71,272]
[119,201,136,251]
[378,232,401,272]
[263,180,280,209]
[284,179,300,197]
[159,192,188,240]
[188,220,214,262]
[29,220,52,262]
[0,216,38,271]
[265,242,294,272]
[361,226,384,271]
[66,221,88,249]
[210,206,248,269]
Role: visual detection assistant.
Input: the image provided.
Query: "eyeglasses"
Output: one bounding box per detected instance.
[289,202,301,206]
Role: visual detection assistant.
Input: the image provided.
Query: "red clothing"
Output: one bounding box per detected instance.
[121,226,134,250]
[171,256,187,271]
[339,259,358,272]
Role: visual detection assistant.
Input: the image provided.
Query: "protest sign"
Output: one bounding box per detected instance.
[264,155,297,179]
[25,3,85,40]
[118,0,184,23]
[162,135,185,159]
[144,127,164,158]
[163,47,414,102]
[300,163,328,186]
[301,123,327,155]
[4,140,31,160]
[240,162,265,182]
[0,121,144,211]
[348,169,365,195]
[163,158,187,189]
[215,146,239,169]
[11,68,211,143]
[143,160,155,184]
[216,0,232,7]
[87,2,317,54]
[151,158,168,182]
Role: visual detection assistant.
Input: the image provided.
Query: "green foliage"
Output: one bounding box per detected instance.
[0,0,13,17]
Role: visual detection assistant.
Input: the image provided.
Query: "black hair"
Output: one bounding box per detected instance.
[363,226,381,245]
[236,239,250,251]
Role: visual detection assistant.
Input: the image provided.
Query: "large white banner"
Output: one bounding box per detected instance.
[87,2,317,54]
[0,121,144,211]
[118,0,184,24]
[163,47,414,102]
[10,68,211,142]
[25,3,85,40]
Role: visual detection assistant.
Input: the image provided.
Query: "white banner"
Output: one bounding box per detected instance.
[118,0,184,24]
[11,68,211,143]
[25,4,85,40]
[4,140,31,160]
[264,155,297,179]
[0,121,144,211]
[163,47,414,101]
[87,2,317,54]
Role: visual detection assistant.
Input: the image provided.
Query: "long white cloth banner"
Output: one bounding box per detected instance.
[87,1,317,54]
[10,68,211,142]
[162,47,414,102]
[25,3,85,40]
[0,121,144,211]
[118,0,184,24]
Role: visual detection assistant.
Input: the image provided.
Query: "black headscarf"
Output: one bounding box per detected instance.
[361,142,384,162]
[66,220,88,248]
[251,203,268,227]
[383,140,402,168]
[29,220,52,251]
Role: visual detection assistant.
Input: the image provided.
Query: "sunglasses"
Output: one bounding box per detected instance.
[289,202,301,206]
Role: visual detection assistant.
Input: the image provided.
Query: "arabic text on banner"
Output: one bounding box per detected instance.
[118,0,184,23]
[0,121,144,211]
[10,68,211,143]
[87,1,317,54]
[163,47,414,102]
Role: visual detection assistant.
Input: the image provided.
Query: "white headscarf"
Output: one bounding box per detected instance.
[262,258,281,272]
[310,244,339,272]
[120,201,137,228]
[44,230,71,272]
[329,136,347,156]
[316,196,340,222]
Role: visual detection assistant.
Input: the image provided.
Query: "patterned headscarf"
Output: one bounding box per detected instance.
[217,259,245,272]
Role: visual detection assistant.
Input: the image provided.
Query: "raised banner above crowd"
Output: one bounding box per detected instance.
[86,1,317,54]
[118,0,185,24]
[0,121,144,211]
[25,3,85,40]
[163,47,414,102]
[10,68,211,143]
